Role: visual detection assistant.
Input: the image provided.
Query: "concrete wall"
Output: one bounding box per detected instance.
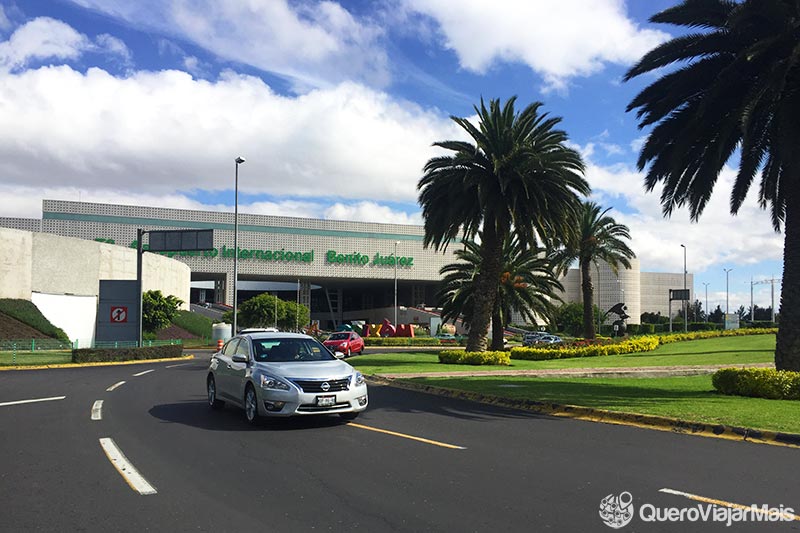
[0,227,191,342]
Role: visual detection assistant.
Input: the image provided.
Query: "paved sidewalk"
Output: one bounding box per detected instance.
[377,362,775,379]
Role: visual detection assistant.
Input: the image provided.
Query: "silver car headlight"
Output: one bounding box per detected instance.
[354,371,365,386]
[260,374,290,391]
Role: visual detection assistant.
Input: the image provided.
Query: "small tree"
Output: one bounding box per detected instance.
[223,293,310,332]
[142,290,183,333]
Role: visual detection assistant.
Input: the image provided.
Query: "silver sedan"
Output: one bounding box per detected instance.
[207,331,368,424]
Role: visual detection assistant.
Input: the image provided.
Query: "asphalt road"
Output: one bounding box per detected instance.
[1,354,799,532]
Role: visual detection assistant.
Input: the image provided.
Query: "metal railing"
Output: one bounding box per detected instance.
[0,338,183,351]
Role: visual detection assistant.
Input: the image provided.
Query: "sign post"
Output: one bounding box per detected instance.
[668,289,690,332]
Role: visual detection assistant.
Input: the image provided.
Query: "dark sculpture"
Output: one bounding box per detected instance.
[606,302,629,337]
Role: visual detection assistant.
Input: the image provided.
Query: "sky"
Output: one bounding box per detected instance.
[0,0,785,316]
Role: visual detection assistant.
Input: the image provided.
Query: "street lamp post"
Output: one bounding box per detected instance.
[702,282,709,322]
[680,244,687,332]
[233,156,245,335]
[394,241,399,327]
[724,268,733,316]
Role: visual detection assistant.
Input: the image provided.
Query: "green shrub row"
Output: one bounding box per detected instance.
[172,310,213,338]
[507,328,776,362]
[656,328,777,345]
[511,336,660,360]
[438,350,510,366]
[364,336,445,346]
[712,368,800,400]
[0,299,70,342]
[72,344,183,363]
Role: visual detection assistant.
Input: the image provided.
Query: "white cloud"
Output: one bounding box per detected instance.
[0,17,132,72]
[66,0,390,91]
[403,0,668,92]
[0,59,459,215]
[582,157,784,275]
[0,17,89,70]
[325,201,423,224]
[0,5,12,32]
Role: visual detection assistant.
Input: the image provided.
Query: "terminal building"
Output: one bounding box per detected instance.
[1,200,693,329]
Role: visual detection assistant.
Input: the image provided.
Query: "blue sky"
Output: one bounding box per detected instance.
[0,0,784,315]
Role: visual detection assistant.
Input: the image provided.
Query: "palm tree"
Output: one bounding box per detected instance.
[418,97,589,352]
[438,236,564,350]
[624,0,800,370]
[551,202,635,339]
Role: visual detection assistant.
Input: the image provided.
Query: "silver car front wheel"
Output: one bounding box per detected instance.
[244,385,259,424]
[207,375,225,410]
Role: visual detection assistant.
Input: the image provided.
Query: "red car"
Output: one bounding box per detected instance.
[323,331,364,357]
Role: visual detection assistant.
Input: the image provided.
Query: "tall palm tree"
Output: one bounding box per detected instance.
[625,0,800,370]
[552,202,635,339]
[438,236,564,350]
[418,97,589,352]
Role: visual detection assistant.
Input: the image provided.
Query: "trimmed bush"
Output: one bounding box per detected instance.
[511,336,660,361]
[364,336,443,347]
[438,350,510,366]
[0,299,70,341]
[712,368,800,400]
[657,328,777,345]
[72,344,183,363]
[639,323,655,334]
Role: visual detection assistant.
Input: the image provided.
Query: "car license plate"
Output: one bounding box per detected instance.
[316,395,336,406]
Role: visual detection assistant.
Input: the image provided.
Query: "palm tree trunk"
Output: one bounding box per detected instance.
[466,231,503,352]
[490,299,505,351]
[580,259,596,339]
[776,186,800,371]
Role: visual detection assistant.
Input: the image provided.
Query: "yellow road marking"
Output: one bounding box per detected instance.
[660,488,799,521]
[348,422,466,450]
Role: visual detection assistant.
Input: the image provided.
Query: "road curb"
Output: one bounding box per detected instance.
[368,375,800,449]
[0,354,195,371]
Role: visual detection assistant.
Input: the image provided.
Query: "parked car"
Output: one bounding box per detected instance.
[323,331,364,356]
[536,334,563,344]
[522,331,550,346]
[207,331,368,423]
[435,333,458,342]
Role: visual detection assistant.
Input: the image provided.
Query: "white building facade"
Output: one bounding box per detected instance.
[0,200,694,328]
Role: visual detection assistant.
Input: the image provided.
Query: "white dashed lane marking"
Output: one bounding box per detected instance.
[0,396,66,407]
[99,438,157,495]
[106,381,126,392]
[133,369,154,377]
[91,400,103,421]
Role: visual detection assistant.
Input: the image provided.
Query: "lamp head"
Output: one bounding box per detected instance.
[235,156,246,164]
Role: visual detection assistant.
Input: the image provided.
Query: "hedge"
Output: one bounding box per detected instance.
[508,328,777,362]
[72,344,183,363]
[511,336,660,361]
[712,368,800,400]
[438,350,510,366]
[364,337,446,347]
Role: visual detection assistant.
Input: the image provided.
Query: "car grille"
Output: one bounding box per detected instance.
[290,377,351,393]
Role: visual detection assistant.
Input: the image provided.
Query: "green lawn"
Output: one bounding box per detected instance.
[351,334,776,375]
[409,374,800,434]
[0,350,72,366]
[351,334,796,435]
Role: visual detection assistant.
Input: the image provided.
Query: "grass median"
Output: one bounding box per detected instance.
[352,334,775,374]
[352,334,796,434]
[0,350,72,366]
[405,374,800,434]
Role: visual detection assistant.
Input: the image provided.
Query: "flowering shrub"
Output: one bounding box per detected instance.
[511,336,660,361]
[438,350,511,366]
[657,328,777,345]
[712,367,800,400]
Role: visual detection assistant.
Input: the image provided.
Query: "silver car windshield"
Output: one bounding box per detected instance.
[252,338,336,363]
